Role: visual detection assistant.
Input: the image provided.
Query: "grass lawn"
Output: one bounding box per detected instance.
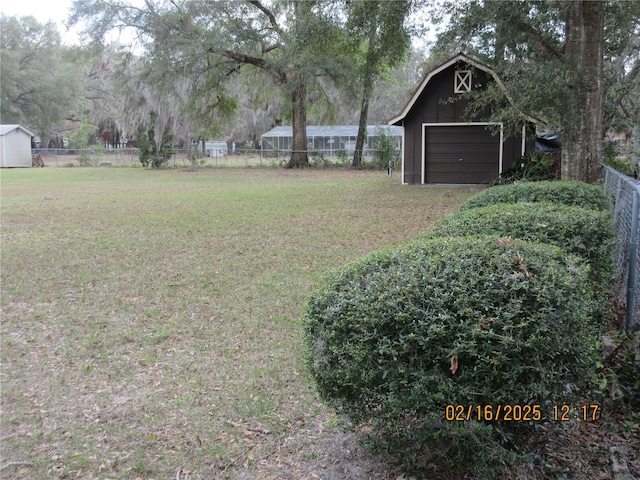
[1,167,480,479]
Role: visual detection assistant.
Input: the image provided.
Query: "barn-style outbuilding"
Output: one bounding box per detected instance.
[0,125,34,168]
[389,54,534,184]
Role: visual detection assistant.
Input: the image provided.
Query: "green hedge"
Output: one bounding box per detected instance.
[423,202,614,288]
[304,235,599,476]
[460,180,611,211]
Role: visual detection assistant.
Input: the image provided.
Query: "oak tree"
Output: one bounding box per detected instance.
[433,0,639,182]
[71,0,347,168]
[344,0,413,168]
[0,16,81,145]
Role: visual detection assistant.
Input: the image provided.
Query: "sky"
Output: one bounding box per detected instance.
[1,0,75,28]
[1,0,437,49]
[0,0,151,47]
[0,0,82,43]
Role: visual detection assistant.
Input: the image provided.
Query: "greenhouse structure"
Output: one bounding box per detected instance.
[260,125,402,159]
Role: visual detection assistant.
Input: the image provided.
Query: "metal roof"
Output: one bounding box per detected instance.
[0,125,34,137]
[262,125,402,138]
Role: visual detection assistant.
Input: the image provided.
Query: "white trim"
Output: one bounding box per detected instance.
[521,124,526,157]
[499,124,504,174]
[421,122,501,127]
[421,126,425,183]
[454,70,472,93]
[421,122,503,184]
[400,123,406,184]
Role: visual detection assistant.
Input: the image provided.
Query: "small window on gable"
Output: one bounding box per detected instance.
[454,70,472,93]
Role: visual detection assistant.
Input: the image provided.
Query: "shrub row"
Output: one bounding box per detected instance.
[459,180,611,211]
[305,235,599,417]
[422,201,614,288]
[304,181,612,478]
[304,236,599,476]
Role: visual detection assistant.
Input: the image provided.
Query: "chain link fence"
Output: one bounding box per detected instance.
[32,148,140,167]
[603,166,640,329]
[31,147,398,169]
[31,148,272,168]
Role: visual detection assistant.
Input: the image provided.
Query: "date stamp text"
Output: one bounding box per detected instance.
[445,404,601,422]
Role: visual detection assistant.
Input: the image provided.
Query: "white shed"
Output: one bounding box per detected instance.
[0,125,34,168]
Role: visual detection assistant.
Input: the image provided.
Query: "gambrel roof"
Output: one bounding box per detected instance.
[389,53,512,126]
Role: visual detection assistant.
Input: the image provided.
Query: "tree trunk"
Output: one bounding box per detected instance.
[561,1,604,183]
[286,74,309,168]
[353,51,375,169]
[353,75,373,168]
[352,6,382,169]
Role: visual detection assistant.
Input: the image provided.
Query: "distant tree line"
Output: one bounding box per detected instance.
[2,1,638,180]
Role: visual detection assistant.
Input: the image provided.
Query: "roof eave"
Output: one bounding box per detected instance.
[0,124,35,137]
[388,54,474,125]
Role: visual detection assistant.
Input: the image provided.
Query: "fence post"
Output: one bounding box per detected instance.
[627,189,639,330]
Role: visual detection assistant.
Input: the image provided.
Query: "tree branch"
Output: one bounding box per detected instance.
[511,17,565,62]
[247,0,282,35]
[262,44,279,55]
[219,50,286,83]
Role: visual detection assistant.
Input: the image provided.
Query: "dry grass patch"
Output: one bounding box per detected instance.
[1,168,478,479]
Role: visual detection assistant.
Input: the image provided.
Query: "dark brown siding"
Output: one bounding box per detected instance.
[502,134,519,172]
[500,123,536,172]
[425,125,500,184]
[399,60,533,184]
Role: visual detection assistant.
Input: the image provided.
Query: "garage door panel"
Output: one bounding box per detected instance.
[427,165,497,175]
[427,145,497,156]
[429,158,498,168]
[424,125,500,184]
[426,132,499,145]
[426,126,497,138]
[429,172,491,183]
[427,140,498,149]
[428,170,497,183]
[427,154,497,166]
[427,144,498,155]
